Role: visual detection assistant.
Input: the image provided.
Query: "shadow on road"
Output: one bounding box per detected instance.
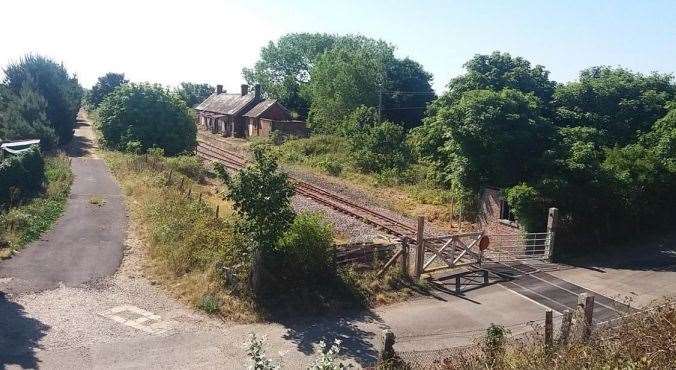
[562,231,676,273]
[278,309,386,366]
[66,120,95,158]
[0,292,50,369]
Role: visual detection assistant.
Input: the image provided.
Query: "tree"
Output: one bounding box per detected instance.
[382,57,436,130]
[554,67,674,146]
[217,147,295,248]
[243,33,337,119]
[4,54,82,144]
[0,84,57,149]
[96,83,196,155]
[414,89,550,192]
[307,36,394,133]
[88,72,128,108]
[175,82,214,107]
[443,51,557,111]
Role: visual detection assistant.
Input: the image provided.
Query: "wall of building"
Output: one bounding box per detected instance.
[479,188,521,236]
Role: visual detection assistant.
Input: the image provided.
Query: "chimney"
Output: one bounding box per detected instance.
[216,84,223,94]
[241,84,249,96]
[254,84,261,100]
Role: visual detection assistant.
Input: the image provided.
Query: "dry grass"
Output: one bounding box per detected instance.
[419,300,676,370]
[103,150,260,322]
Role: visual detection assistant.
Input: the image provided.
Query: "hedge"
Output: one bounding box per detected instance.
[0,146,45,207]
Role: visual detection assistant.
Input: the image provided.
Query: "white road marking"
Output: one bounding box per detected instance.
[99,304,171,334]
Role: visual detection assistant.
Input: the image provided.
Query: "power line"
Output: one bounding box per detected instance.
[381,106,429,110]
[381,90,437,95]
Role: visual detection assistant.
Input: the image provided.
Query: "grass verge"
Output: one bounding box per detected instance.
[103,150,430,321]
[401,300,675,369]
[0,154,73,258]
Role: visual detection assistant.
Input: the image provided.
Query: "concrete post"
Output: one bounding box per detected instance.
[546,207,559,260]
[559,309,573,345]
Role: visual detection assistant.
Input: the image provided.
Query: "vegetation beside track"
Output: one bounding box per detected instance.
[103,149,424,320]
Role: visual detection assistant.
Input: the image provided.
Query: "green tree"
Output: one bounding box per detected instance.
[554,67,674,146]
[443,51,557,110]
[88,72,128,108]
[96,83,196,155]
[175,82,215,107]
[307,36,394,133]
[4,54,82,143]
[414,89,550,192]
[0,84,57,149]
[381,57,436,130]
[217,147,295,248]
[243,33,337,119]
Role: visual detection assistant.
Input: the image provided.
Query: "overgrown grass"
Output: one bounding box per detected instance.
[258,135,460,227]
[104,150,258,322]
[403,300,676,369]
[103,150,428,320]
[0,154,73,257]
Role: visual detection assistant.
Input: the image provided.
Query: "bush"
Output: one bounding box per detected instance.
[0,146,45,207]
[4,54,82,144]
[505,184,545,232]
[274,212,335,285]
[350,120,411,174]
[166,155,205,180]
[96,83,196,155]
[87,72,128,108]
[0,85,58,150]
[315,158,343,176]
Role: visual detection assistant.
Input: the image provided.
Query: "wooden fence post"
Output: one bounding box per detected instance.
[400,240,409,277]
[578,293,595,341]
[558,309,573,345]
[215,205,220,219]
[546,208,559,260]
[414,217,425,278]
[544,309,553,349]
[379,329,396,362]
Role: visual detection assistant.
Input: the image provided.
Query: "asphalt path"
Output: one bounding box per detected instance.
[0,120,125,295]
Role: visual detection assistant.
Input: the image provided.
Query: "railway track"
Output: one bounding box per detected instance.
[196,138,419,240]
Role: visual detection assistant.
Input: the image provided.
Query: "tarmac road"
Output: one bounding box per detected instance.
[0,118,125,295]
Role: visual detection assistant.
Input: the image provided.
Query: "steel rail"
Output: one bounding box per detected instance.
[196,139,419,240]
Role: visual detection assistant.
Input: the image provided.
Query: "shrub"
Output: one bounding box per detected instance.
[166,155,204,181]
[197,294,221,314]
[96,83,196,155]
[0,85,58,150]
[505,183,545,232]
[274,212,335,285]
[0,146,45,207]
[315,158,343,176]
[350,120,411,174]
[4,54,82,144]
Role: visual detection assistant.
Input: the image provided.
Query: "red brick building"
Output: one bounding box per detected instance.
[195,84,307,138]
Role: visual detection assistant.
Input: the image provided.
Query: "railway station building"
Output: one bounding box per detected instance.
[195,84,307,138]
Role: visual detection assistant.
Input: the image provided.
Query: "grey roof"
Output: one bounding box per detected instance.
[195,93,256,115]
[243,99,290,118]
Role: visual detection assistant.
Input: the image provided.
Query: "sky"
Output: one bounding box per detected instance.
[1,0,674,93]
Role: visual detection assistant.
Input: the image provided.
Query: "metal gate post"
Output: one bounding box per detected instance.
[546,208,559,260]
[414,216,425,278]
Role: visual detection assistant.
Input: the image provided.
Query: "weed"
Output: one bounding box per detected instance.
[88,195,105,206]
[197,294,221,314]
